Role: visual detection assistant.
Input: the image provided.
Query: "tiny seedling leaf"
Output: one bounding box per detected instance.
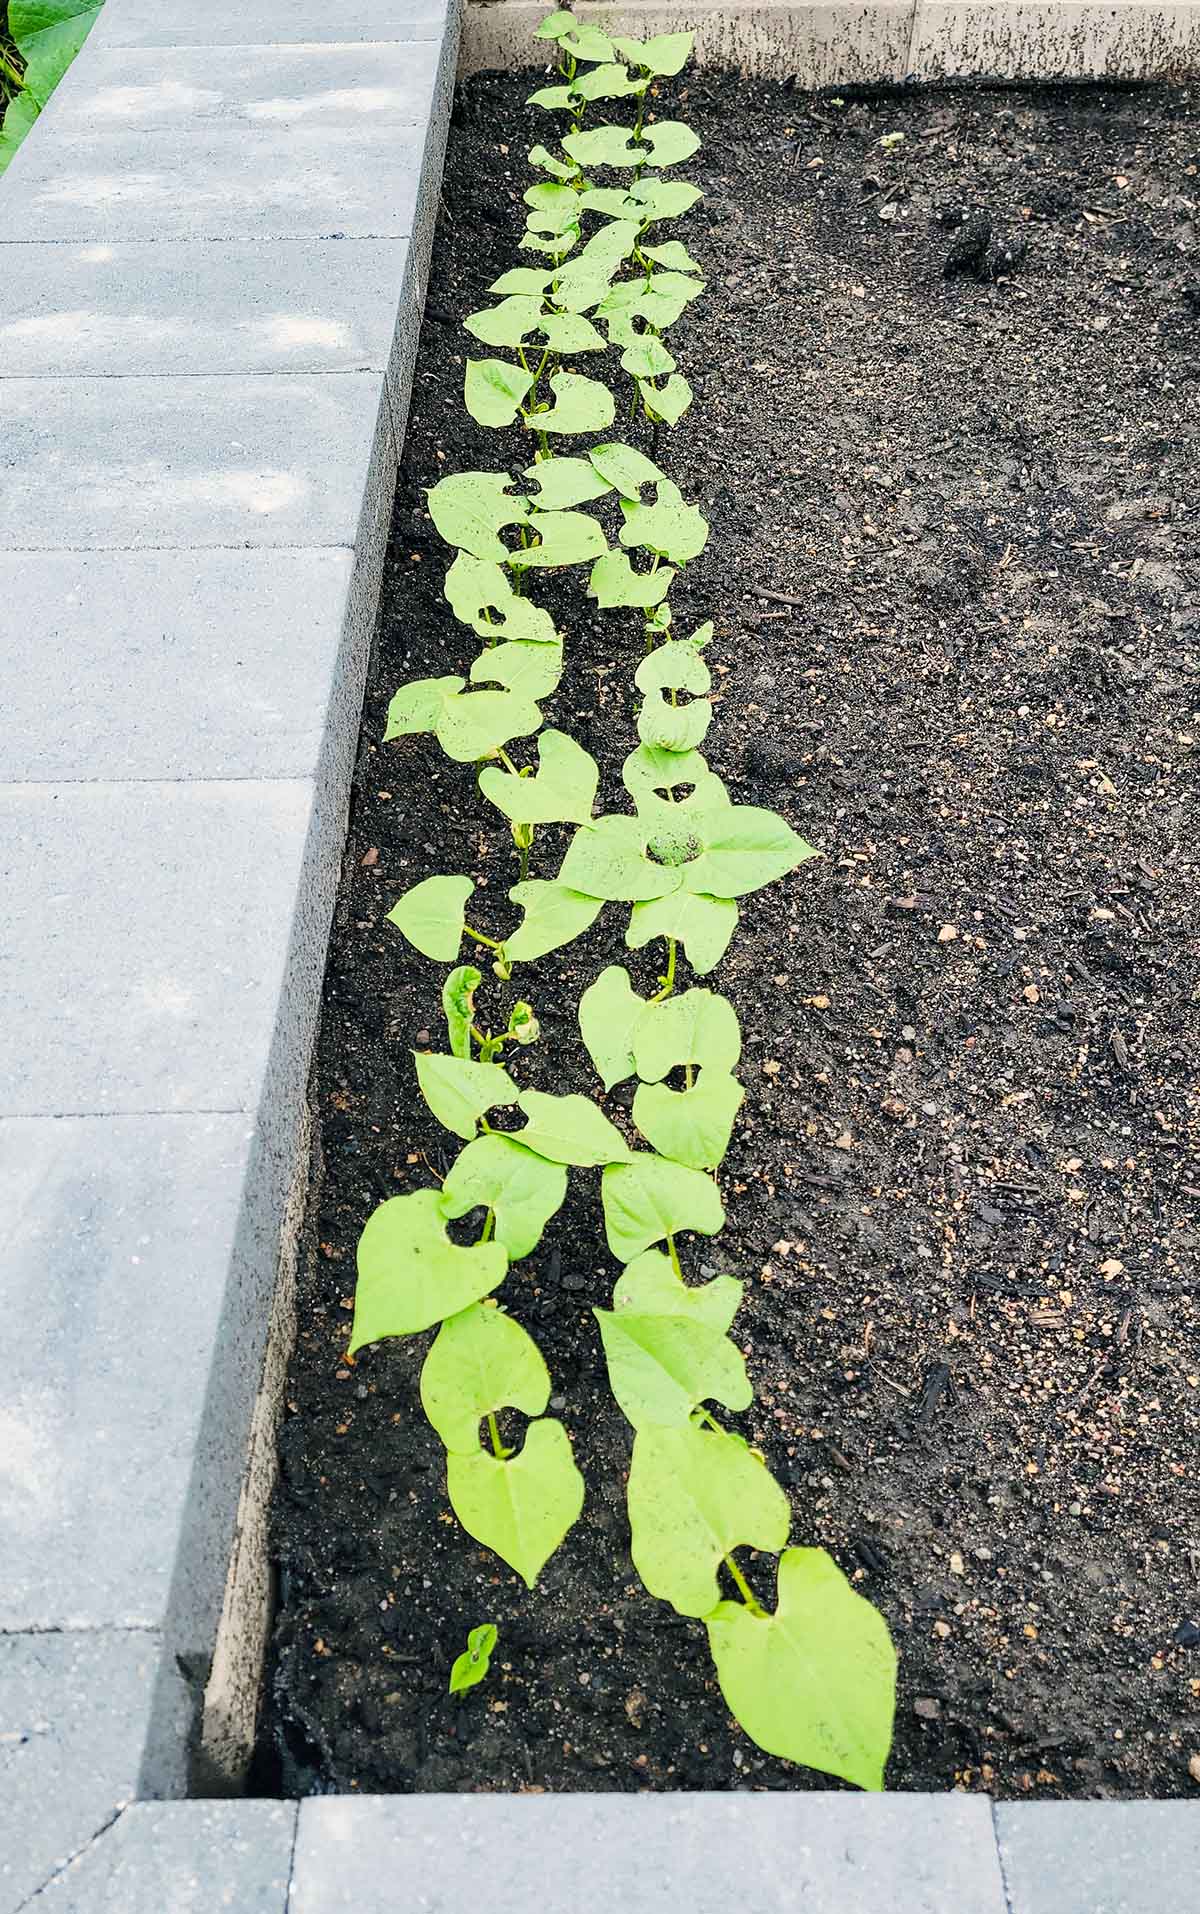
[600,1155,725,1262]
[414,1053,520,1142]
[449,1622,498,1695]
[706,1548,898,1791]
[440,1132,568,1261]
[350,1189,508,1349]
[421,1304,550,1455]
[627,1419,790,1615]
[447,1419,585,1588]
[387,874,474,962]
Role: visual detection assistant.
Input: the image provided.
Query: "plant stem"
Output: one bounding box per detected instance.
[479,1209,495,1244]
[487,1411,506,1458]
[463,925,502,951]
[723,1551,767,1619]
[650,936,677,1002]
[519,838,530,881]
[665,1231,683,1282]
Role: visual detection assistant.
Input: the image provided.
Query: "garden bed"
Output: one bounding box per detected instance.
[260,67,1200,1800]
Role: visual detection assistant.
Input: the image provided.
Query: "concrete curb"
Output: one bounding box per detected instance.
[2,2,1197,1910]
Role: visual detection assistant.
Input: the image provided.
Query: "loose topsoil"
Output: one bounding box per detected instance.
[260,70,1200,1800]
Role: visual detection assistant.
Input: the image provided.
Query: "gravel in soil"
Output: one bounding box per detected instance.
[259,70,1200,1800]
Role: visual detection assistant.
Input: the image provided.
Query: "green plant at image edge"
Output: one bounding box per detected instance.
[0,1,105,176]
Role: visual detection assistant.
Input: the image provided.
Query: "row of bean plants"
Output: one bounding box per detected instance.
[349,7,897,1789]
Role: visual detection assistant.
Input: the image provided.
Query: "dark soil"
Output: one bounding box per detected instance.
[259,69,1200,1801]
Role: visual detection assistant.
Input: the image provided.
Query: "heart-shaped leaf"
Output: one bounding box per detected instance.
[613,1247,743,1335]
[437,687,544,763]
[533,372,616,436]
[514,1089,635,1167]
[512,508,608,568]
[634,988,742,1082]
[626,890,739,976]
[578,964,647,1090]
[532,8,576,40]
[521,456,612,511]
[558,815,680,903]
[601,1155,725,1261]
[384,674,466,740]
[463,295,544,349]
[612,31,694,77]
[640,120,702,168]
[621,742,711,802]
[440,1132,568,1261]
[505,879,604,962]
[524,180,581,231]
[621,481,709,565]
[491,267,556,295]
[627,1419,790,1615]
[527,84,575,112]
[595,1305,751,1430]
[441,964,480,1060]
[635,640,712,697]
[588,549,675,609]
[558,21,616,61]
[638,373,693,426]
[465,359,536,428]
[414,1053,520,1141]
[420,1302,550,1454]
[682,805,818,898]
[571,62,644,103]
[350,1189,507,1349]
[447,1419,585,1588]
[540,311,608,353]
[427,473,529,560]
[519,221,580,257]
[619,335,677,380]
[633,1070,744,1169]
[636,687,712,754]
[642,239,704,274]
[561,124,647,169]
[589,442,667,500]
[706,1548,898,1791]
[470,640,563,703]
[480,728,599,827]
[444,553,558,644]
[387,874,474,962]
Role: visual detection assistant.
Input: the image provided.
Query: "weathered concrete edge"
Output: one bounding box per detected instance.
[462,0,1200,78]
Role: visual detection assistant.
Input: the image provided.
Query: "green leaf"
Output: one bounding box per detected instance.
[632,1069,744,1169]
[601,1155,725,1262]
[589,441,666,500]
[513,508,608,569]
[10,0,102,108]
[627,1420,790,1615]
[637,687,712,754]
[559,814,680,903]
[533,372,616,436]
[490,265,556,294]
[527,82,575,111]
[440,1133,568,1261]
[640,120,701,168]
[588,550,675,609]
[437,688,544,763]
[642,239,704,273]
[519,221,580,257]
[449,1622,498,1695]
[514,1089,635,1166]
[539,310,607,354]
[638,373,694,426]
[683,804,819,899]
[528,143,579,180]
[427,472,529,560]
[621,480,709,565]
[421,1304,550,1454]
[505,880,603,962]
[613,1247,743,1334]
[578,964,646,1091]
[619,335,677,380]
[626,890,739,977]
[561,124,646,169]
[0,89,39,174]
[441,965,480,1060]
[463,295,543,349]
[622,742,716,803]
[479,728,598,827]
[572,62,644,102]
[635,641,711,697]
[629,177,703,221]
[350,1189,507,1350]
[444,553,558,644]
[533,8,576,40]
[611,30,694,76]
[634,987,742,1082]
[596,1305,750,1430]
[522,456,612,511]
[447,1419,585,1587]
[384,674,466,740]
[558,21,615,61]
[706,1548,898,1791]
[414,1053,520,1141]
[470,640,563,703]
[524,180,581,229]
[465,359,536,428]
[386,874,474,961]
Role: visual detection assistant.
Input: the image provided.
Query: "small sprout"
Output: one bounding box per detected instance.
[880,131,905,150]
[449,1623,499,1695]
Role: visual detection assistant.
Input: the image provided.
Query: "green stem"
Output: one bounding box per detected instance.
[665,1231,683,1282]
[519,837,530,881]
[479,1209,495,1245]
[464,924,502,952]
[650,936,677,1002]
[724,1551,767,1619]
[487,1411,506,1458]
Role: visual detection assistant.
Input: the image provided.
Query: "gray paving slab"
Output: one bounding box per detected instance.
[0,238,412,379]
[1,1112,261,1632]
[995,1801,1200,1914]
[908,2,1200,80]
[291,1793,1009,1914]
[0,780,316,1116]
[43,40,441,137]
[0,1630,191,1914]
[0,124,424,243]
[33,1801,296,1913]
[1,373,385,551]
[0,549,359,780]
[88,0,450,48]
